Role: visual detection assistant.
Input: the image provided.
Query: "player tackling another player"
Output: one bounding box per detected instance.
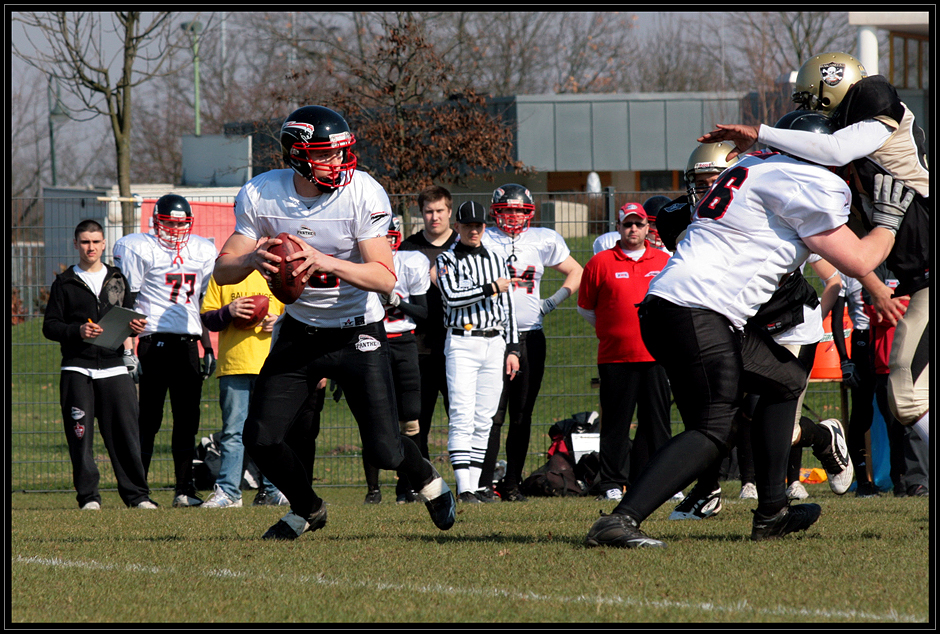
[213,105,456,540]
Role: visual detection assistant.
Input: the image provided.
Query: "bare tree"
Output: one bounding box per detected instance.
[12,11,178,232]
[701,11,856,124]
[268,12,524,212]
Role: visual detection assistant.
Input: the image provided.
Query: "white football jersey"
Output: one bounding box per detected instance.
[482,226,571,331]
[648,152,851,329]
[113,231,217,337]
[234,168,392,328]
[384,249,431,335]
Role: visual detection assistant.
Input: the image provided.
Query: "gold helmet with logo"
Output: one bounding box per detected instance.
[684,142,738,204]
[792,52,868,113]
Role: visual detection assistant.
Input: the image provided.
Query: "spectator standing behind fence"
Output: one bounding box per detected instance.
[577,202,672,503]
[399,186,459,465]
[42,219,157,510]
[478,183,582,503]
[199,270,291,509]
[437,201,520,503]
[113,194,218,508]
[361,214,430,505]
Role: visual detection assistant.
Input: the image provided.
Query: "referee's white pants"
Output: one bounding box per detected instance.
[445,333,506,460]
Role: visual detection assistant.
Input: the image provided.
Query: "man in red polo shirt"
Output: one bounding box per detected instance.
[578,202,672,502]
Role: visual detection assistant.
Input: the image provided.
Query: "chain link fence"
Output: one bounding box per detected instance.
[10,187,844,494]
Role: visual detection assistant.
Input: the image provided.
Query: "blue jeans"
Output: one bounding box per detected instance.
[218,375,280,500]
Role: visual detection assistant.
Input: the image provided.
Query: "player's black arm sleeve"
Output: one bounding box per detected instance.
[395,293,428,324]
[201,305,233,332]
[830,295,849,363]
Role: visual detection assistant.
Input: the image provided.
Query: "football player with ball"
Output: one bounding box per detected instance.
[214,105,456,540]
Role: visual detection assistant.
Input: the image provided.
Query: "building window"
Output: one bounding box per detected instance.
[639,171,677,192]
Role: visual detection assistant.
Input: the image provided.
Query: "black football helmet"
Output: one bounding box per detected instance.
[153,194,193,251]
[642,195,673,221]
[387,214,403,251]
[490,183,535,236]
[280,106,357,191]
[769,111,834,160]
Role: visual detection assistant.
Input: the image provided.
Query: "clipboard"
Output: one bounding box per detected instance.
[83,306,147,349]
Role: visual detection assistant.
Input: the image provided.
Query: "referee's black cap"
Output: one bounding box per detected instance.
[456,201,488,224]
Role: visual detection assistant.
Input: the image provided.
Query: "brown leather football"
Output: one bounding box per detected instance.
[231,295,270,330]
[266,233,306,305]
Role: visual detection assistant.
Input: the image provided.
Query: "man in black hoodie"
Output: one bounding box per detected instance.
[42,219,156,509]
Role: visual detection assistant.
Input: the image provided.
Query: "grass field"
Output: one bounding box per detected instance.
[10,485,930,624]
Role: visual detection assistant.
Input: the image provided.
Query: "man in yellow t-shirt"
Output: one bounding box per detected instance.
[200,270,288,507]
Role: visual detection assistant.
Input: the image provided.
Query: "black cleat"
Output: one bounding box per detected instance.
[585,511,666,549]
[750,503,821,541]
[474,488,502,503]
[458,491,482,504]
[417,460,456,530]
[497,482,528,502]
[364,488,382,505]
[261,503,328,541]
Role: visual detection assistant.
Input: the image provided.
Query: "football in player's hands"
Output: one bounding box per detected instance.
[267,233,307,304]
[232,295,270,330]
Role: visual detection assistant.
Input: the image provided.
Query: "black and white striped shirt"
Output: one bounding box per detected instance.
[436,243,519,348]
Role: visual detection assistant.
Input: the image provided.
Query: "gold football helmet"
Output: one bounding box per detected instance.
[684,142,738,203]
[792,52,867,113]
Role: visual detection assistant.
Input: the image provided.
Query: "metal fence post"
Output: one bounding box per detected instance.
[604,186,616,233]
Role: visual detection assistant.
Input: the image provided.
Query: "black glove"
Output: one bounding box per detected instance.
[122,349,141,383]
[840,359,860,390]
[330,378,343,403]
[201,350,216,380]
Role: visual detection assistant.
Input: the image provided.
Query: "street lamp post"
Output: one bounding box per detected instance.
[47,78,69,187]
[181,21,204,136]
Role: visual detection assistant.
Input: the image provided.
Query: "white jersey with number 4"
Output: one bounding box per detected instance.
[385,250,432,335]
[234,168,392,328]
[482,226,571,331]
[112,231,217,337]
[648,152,851,329]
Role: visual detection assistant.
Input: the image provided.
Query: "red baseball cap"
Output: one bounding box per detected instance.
[618,202,647,223]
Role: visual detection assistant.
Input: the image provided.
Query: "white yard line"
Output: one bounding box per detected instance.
[13,554,924,623]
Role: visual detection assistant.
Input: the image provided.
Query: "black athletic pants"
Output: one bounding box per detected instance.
[244,318,432,520]
[60,371,150,507]
[615,297,808,522]
[137,334,202,491]
[364,332,423,495]
[594,361,672,492]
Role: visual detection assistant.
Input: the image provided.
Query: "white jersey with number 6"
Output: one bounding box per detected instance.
[113,231,217,337]
[648,152,851,329]
[233,168,392,329]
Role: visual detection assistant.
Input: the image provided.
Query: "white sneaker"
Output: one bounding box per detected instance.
[80,501,101,510]
[595,488,623,501]
[202,485,243,509]
[172,492,204,507]
[132,499,159,509]
[671,491,686,501]
[266,491,290,506]
[814,418,854,495]
[786,481,809,500]
[669,486,722,520]
[739,482,758,500]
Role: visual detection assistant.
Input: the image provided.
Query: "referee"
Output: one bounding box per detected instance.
[436,201,520,503]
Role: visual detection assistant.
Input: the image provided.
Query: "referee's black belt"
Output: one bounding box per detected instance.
[451,328,501,338]
[139,333,199,343]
